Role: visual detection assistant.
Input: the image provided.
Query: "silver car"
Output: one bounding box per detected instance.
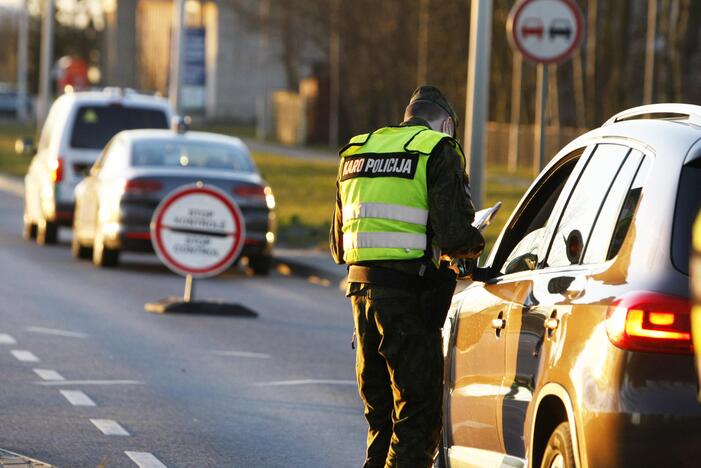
[72,127,276,274]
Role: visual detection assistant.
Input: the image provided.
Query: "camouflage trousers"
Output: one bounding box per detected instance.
[349,284,443,468]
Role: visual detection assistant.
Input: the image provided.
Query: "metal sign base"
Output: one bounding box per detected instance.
[144,297,258,317]
[144,275,257,317]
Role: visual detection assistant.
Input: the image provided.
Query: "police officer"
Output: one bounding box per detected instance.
[330,85,484,467]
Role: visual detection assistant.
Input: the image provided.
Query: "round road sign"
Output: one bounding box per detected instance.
[508,0,584,64]
[150,184,246,278]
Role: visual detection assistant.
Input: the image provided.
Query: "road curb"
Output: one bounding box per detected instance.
[0,448,54,468]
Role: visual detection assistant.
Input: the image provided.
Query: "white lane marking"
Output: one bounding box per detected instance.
[125,451,168,468]
[25,326,87,338]
[0,333,17,344]
[11,350,39,362]
[253,379,356,387]
[90,419,130,436]
[37,379,143,386]
[33,369,65,381]
[212,350,271,359]
[59,390,96,407]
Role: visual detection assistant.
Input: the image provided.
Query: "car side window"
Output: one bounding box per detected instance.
[583,150,646,264]
[544,144,629,268]
[493,150,583,275]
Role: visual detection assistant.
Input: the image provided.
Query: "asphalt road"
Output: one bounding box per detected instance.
[0,189,365,467]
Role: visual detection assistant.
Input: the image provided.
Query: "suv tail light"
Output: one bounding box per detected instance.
[606,291,692,355]
[124,179,163,194]
[50,157,64,183]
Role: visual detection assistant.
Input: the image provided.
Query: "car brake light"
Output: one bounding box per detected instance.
[606,291,692,354]
[233,185,266,199]
[50,157,64,183]
[124,179,163,193]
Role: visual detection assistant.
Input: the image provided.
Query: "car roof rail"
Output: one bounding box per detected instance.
[604,103,701,127]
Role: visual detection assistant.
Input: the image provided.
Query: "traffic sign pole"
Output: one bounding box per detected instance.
[183,274,195,303]
[464,0,493,211]
[37,0,54,126]
[534,63,549,172]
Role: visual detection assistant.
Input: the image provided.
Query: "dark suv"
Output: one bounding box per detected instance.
[439,104,701,468]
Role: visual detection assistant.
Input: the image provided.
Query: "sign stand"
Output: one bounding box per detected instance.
[144,184,257,317]
[534,63,549,173]
[183,274,195,303]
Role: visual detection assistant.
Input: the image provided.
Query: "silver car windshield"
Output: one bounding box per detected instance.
[131,139,255,172]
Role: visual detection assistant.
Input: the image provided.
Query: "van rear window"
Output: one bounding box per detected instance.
[70,105,168,149]
[672,161,701,274]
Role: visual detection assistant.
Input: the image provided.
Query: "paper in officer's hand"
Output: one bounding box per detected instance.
[472,202,502,232]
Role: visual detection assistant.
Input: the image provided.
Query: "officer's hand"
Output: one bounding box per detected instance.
[450,258,477,279]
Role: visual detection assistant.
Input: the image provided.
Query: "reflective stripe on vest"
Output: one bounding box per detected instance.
[342,202,429,226]
[343,232,427,251]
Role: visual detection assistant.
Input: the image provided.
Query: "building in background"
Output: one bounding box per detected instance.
[102,0,312,124]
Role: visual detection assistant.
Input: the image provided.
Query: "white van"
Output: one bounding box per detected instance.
[21,88,175,244]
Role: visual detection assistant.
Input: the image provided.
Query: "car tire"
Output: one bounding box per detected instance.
[36,219,58,245]
[92,230,120,268]
[541,422,575,468]
[248,254,272,276]
[71,234,92,260]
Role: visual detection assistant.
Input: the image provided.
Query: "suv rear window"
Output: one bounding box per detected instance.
[672,160,701,274]
[70,105,168,149]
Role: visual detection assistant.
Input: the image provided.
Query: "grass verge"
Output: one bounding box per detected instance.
[0,123,35,177]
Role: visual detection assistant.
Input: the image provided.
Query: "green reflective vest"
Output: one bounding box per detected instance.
[338,125,458,264]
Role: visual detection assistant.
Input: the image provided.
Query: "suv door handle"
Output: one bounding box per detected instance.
[565,276,587,300]
[491,318,506,330]
[544,317,559,331]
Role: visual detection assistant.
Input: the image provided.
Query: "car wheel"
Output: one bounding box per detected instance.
[36,219,58,245]
[248,254,272,276]
[541,422,575,468]
[92,230,120,268]
[71,233,92,260]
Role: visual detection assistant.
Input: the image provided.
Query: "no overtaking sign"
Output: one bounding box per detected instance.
[508,0,584,64]
[151,184,245,278]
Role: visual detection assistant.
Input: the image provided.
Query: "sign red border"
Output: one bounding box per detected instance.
[150,184,245,278]
[508,0,584,65]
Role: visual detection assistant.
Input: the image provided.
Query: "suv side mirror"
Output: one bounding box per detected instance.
[504,252,538,275]
[15,137,36,157]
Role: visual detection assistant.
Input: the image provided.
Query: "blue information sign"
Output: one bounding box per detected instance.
[182,27,206,110]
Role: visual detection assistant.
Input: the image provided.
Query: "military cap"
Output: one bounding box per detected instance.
[408,85,459,129]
